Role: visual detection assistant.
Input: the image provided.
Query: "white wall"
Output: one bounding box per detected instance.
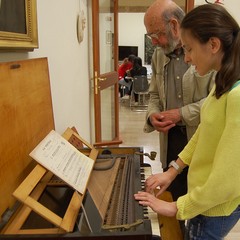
[224,0,240,23]
[0,0,91,141]
[195,0,240,23]
[119,13,146,62]
[99,13,115,73]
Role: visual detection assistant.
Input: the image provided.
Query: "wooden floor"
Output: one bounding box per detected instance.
[118,99,240,240]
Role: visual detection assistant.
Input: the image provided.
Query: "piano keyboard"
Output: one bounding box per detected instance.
[141,164,161,237]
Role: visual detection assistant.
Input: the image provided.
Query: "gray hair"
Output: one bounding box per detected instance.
[162,5,185,24]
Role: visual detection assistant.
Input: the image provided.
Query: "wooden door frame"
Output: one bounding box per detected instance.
[92,0,121,146]
[92,0,100,143]
[113,0,121,145]
[185,0,194,12]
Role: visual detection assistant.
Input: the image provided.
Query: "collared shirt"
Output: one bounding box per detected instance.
[164,48,189,111]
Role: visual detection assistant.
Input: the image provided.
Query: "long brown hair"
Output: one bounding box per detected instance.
[181,4,240,98]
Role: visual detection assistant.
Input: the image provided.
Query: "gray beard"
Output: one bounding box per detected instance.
[159,29,181,55]
[162,38,180,55]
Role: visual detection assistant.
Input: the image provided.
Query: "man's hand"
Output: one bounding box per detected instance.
[160,109,181,124]
[149,109,181,133]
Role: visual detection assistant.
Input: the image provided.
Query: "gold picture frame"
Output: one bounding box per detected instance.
[0,0,38,51]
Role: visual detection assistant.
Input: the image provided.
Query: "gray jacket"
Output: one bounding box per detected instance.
[144,47,216,168]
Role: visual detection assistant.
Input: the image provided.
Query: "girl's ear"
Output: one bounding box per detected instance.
[209,37,221,53]
[169,18,180,36]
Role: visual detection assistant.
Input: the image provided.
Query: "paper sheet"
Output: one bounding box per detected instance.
[30,130,94,194]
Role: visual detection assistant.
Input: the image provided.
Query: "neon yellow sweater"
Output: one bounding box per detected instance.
[176,84,240,220]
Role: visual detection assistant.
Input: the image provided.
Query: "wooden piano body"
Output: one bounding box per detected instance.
[0,58,152,239]
[0,58,183,240]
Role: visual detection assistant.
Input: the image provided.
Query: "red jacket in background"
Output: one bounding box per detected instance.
[118,62,132,80]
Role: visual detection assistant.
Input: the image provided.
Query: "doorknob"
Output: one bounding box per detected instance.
[98,77,107,81]
[94,71,99,94]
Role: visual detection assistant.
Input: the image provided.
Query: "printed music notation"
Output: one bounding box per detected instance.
[29,130,94,194]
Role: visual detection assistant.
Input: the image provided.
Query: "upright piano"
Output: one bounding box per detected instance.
[1,127,160,239]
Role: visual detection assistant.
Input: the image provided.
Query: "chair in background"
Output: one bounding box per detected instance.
[119,77,132,104]
[130,75,149,111]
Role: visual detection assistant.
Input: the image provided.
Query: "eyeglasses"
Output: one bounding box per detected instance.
[146,29,167,40]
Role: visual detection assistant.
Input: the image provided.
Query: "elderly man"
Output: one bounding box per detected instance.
[143,0,215,205]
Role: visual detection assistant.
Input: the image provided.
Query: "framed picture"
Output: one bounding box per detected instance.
[144,34,156,65]
[0,0,38,51]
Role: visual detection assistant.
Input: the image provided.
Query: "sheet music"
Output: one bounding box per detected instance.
[30,130,94,194]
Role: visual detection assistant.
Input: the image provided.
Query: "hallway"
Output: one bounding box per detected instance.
[119,100,161,174]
